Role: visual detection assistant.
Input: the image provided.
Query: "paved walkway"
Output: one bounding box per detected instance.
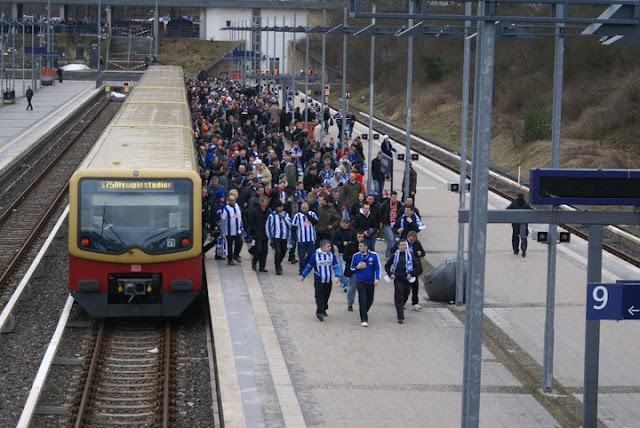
[205,109,640,427]
[0,79,99,174]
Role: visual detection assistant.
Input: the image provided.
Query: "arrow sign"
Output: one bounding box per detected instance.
[622,283,640,320]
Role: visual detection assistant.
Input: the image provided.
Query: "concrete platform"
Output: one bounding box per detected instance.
[204,105,640,427]
[0,79,100,174]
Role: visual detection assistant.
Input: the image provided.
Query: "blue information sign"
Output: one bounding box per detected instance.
[586,282,640,320]
[380,153,393,175]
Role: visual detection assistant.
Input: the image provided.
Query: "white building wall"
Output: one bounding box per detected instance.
[204,8,310,75]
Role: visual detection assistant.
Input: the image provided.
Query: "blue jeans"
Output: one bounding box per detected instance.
[364,234,376,253]
[337,254,348,288]
[346,275,357,306]
[383,224,396,258]
[297,241,315,274]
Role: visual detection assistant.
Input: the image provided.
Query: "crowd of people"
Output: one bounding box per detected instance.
[188,76,424,327]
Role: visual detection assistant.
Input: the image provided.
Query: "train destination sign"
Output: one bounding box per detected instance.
[529,168,640,206]
[99,180,174,191]
[586,282,640,320]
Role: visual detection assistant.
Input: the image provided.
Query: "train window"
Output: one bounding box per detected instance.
[78,178,193,254]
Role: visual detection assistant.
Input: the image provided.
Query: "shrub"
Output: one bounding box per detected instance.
[522,97,551,143]
[419,54,445,83]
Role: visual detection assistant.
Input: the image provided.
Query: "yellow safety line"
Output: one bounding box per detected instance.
[127,101,187,104]
[108,124,194,133]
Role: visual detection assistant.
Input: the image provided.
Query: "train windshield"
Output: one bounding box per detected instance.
[78,178,193,254]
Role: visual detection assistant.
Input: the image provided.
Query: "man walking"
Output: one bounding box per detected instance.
[315,195,341,245]
[249,196,271,272]
[352,202,379,252]
[300,239,340,321]
[350,241,381,327]
[26,87,34,110]
[385,240,415,324]
[220,194,244,265]
[266,200,292,275]
[506,193,532,257]
[292,202,318,274]
[380,191,403,258]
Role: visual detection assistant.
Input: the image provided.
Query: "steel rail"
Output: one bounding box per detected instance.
[163,323,171,428]
[74,320,106,428]
[0,99,110,289]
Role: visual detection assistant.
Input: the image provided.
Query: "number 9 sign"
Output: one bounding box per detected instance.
[586,283,623,320]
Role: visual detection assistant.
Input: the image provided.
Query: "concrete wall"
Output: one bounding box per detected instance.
[203,7,310,75]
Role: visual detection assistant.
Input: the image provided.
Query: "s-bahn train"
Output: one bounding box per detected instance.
[69,66,202,317]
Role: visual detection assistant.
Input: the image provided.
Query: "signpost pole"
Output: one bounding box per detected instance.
[340,6,347,148]
[583,225,603,428]
[543,2,565,393]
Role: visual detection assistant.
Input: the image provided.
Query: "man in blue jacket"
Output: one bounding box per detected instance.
[301,240,340,322]
[350,241,381,327]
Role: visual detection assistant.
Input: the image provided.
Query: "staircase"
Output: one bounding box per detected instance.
[107,36,153,71]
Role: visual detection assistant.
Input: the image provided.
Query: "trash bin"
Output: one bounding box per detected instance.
[423,259,467,303]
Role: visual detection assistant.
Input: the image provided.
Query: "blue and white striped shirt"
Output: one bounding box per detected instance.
[220,203,243,236]
[266,210,292,240]
[301,249,340,283]
[292,211,318,243]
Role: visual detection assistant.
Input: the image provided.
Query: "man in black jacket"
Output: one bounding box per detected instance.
[379,191,404,258]
[331,218,357,291]
[385,240,415,323]
[352,203,379,252]
[371,151,385,196]
[506,193,532,257]
[391,230,425,311]
[249,196,271,272]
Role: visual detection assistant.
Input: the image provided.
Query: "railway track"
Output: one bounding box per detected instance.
[73,320,173,427]
[0,98,120,315]
[329,103,640,268]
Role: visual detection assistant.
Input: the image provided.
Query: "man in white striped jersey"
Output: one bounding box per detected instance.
[300,239,340,321]
[220,194,244,265]
[266,200,292,275]
[291,202,319,275]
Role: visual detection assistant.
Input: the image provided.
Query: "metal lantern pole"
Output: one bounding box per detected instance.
[320,9,326,143]
[455,1,473,304]
[154,0,159,59]
[402,1,414,201]
[304,14,309,124]
[366,4,376,194]
[292,14,297,102]
[97,0,101,71]
[340,6,347,147]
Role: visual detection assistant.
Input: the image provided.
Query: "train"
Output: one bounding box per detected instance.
[69,65,202,317]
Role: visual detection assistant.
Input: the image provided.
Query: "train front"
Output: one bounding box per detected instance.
[69,170,202,317]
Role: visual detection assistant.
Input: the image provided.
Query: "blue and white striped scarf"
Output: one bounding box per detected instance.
[391,250,413,275]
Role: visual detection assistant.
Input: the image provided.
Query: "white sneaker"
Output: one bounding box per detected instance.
[412,304,422,311]
[361,321,368,327]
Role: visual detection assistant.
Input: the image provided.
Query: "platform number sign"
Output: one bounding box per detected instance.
[586,282,640,320]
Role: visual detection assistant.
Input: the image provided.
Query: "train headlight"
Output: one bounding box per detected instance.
[180,238,190,247]
[80,237,90,247]
[117,285,124,293]
[146,286,152,293]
